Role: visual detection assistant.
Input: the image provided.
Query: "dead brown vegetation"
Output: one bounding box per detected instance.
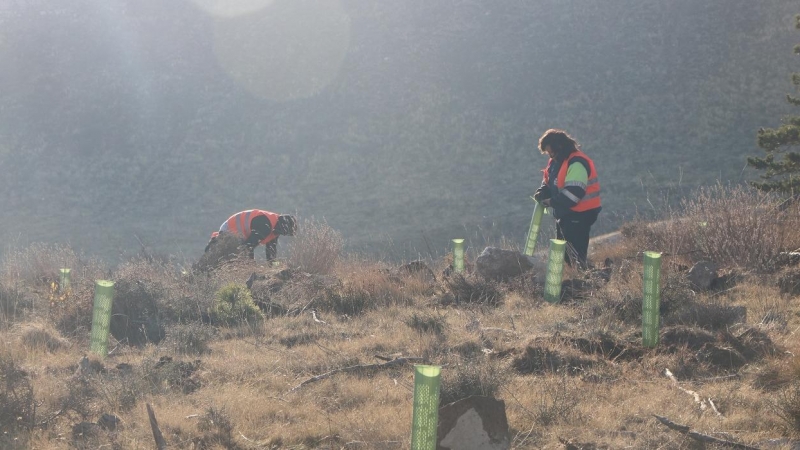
[1,195,800,449]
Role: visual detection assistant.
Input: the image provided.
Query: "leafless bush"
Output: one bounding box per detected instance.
[439,359,506,405]
[776,381,800,432]
[684,184,800,270]
[164,322,215,355]
[532,376,582,426]
[0,243,106,330]
[0,284,28,328]
[444,273,504,306]
[406,312,446,336]
[0,352,35,432]
[623,185,800,271]
[286,218,343,275]
[194,406,236,448]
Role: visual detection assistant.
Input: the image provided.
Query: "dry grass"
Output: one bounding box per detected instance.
[286,217,344,275]
[3,185,800,449]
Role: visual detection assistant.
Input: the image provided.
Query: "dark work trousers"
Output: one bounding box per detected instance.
[556,215,596,269]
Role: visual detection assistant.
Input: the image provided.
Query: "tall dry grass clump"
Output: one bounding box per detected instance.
[621,184,800,271]
[286,218,343,275]
[684,184,800,270]
[0,243,107,335]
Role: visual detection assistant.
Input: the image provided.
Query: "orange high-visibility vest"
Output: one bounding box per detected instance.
[543,150,602,212]
[211,210,280,245]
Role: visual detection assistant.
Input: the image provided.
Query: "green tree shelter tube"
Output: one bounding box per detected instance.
[90,280,115,357]
[524,198,545,256]
[411,365,441,450]
[452,239,465,273]
[544,239,566,303]
[643,251,662,348]
[59,268,71,293]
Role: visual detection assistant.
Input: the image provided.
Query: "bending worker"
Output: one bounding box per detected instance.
[533,129,602,269]
[205,210,297,261]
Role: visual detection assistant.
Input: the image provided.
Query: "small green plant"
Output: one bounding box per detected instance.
[211,283,263,325]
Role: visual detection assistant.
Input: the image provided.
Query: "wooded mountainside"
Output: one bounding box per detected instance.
[0,0,797,262]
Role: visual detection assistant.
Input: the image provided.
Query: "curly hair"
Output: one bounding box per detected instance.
[538,129,580,160]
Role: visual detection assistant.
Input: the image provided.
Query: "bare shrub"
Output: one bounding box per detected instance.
[444,273,504,306]
[0,284,28,328]
[111,281,166,346]
[194,406,235,448]
[0,243,106,331]
[440,359,505,405]
[624,185,800,271]
[165,322,215,355]
[286,218,343,275]
[406,312,446,336]
[532,376,582,426]
[0,352,35,432]
[141,356,202,395]
[776,381,800,432]
[685,185,800,270]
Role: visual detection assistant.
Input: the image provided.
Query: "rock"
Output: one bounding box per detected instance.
[778,268,800,296]
[97,413,122,431]
[696,343,747,370]
[475,247,534,281]
[687,261,719,290]
[438,396,510,450]
[398,260,436,282]
[775,252,800,268]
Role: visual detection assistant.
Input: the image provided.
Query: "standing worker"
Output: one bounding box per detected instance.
[533,129,602,269]
[205,210,297,261]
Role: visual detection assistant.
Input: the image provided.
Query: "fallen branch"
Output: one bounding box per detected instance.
[665,368,719,415]
[654,415,760,450]
[289,357,425,392]
[146,403,168,450]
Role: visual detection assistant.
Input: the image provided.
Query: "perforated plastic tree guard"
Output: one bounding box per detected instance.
[410,365,441,450]
[90,280,115,357]
[59,268,71,292]
[544,239,566,303]
[524,199,545,256]
[452,239,465,274]
[643,251,662,348]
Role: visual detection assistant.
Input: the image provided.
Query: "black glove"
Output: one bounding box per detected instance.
[533,186,552,202]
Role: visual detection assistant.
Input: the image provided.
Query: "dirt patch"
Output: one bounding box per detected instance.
[660,325,779,373]
[562,335,643,362]
[659,326,717,350]
[511,344,597,376]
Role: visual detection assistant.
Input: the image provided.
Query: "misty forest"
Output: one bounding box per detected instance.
[0,0,796,260]
[2,1,800,449]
